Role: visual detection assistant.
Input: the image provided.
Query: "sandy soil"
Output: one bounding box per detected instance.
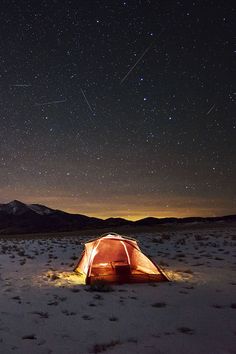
[0,226,236,354]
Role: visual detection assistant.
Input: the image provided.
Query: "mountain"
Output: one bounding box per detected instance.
[0,200,235,235]
[0,200,106,234]
[0,200,54,216]
[105,217,132,226]
[0,200,31,216]
[134,217,178,225]
[134,215,236,226]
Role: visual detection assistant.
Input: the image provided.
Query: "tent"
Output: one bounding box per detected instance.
[74,233,169,284]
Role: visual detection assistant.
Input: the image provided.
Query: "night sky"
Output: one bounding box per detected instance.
[0,0,235,219]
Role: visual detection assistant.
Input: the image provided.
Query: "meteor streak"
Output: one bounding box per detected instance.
[35,99,67,106]
[80,88,95,116]
[120,44,152,84]
[206,104,215,115]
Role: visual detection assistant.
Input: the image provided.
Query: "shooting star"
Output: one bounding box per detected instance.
[206,103,215,115]
[80,88,95,116]
[120,28,165,85]
[120,44,152,85]
[35,99,67,106]
[11,84,32,87]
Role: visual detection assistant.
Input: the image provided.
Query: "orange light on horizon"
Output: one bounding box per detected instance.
[1,189,235,221]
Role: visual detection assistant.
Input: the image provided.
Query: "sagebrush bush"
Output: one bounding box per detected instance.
[86,280,114,293]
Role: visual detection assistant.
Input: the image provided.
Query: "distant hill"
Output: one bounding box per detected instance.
[0,200,235,235]
[0,200,105,234]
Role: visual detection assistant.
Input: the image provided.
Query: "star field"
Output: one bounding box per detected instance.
[0,0,235,219]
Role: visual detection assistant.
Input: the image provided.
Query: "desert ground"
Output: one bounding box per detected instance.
[0,225,236,354]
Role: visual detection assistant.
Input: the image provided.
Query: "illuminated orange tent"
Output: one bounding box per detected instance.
[74,233,168,284]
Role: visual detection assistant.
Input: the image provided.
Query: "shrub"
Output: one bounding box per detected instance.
[91,340,120,353]
[86,281,114,293]
[151,302,166,308]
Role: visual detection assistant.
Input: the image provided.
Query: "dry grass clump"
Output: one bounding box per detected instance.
[86,281,114,293]
[177,327,194,335]
[152,238,163,244]
[212,304,224,309]
[91,340,120,353]
[109,316,118,321]
[151,302,166,308]
[176,238,186,245]
[175,269,194,274]
[31,311,49,318]
[22,334,36,340]
[82,314,93,320]
[162,234,170,240]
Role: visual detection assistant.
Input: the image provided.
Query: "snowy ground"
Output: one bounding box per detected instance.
[0,226,236,354]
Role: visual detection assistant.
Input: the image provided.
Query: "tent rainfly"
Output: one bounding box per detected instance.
[74,233,169,284]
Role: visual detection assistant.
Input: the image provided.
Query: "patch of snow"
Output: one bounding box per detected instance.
[0,227,235,353]
[28,204,54,215]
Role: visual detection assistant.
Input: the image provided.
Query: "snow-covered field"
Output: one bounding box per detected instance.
[0,226,236,354]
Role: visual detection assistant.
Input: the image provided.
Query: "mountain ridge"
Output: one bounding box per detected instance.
[0,200,235,235]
